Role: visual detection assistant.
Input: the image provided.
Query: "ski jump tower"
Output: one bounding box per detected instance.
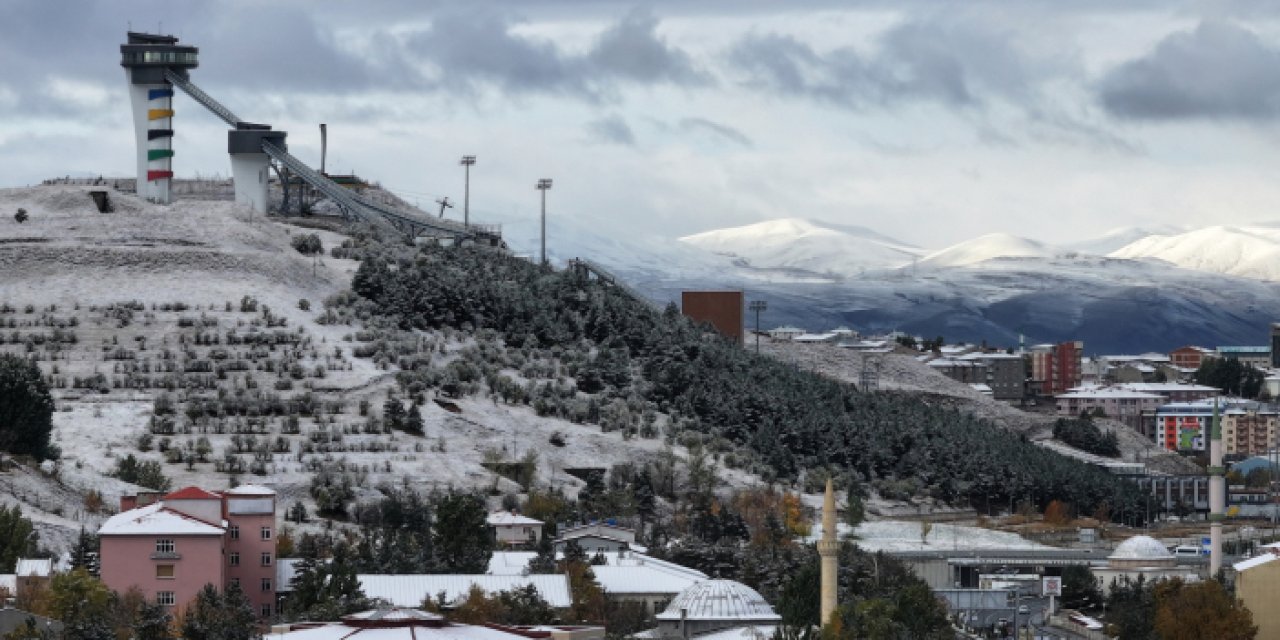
[120,32,195,204]
[120,32,285,212]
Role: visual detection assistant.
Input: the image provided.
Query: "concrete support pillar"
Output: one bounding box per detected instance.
[228,127,286,215]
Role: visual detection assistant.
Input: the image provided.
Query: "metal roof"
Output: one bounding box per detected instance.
[654,580,780,623]
[357,574,573,609]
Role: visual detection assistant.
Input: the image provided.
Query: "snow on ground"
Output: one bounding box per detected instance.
[0,185,773,553]
[803,520,1052,552]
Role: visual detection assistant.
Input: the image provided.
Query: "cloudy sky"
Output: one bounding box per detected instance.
[5,0,1280,249]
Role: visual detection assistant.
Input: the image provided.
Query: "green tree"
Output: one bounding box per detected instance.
[283,545,370,621]
[0,354,55,459]
[496,585,556,624]
[0,505,39,573]
[133,600,174,640]
[48,568,114,640]
[180,583,259,640]
[432,491,494,573]
[1153,579,1256,640]
[1060,565,1102,612]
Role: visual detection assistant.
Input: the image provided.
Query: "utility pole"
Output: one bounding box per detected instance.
[460,155,475,227]
[748,300,767,354]
[537,179,553,265]
[435,196,453,218]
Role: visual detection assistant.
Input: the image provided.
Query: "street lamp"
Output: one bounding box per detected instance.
[459,155,476,227]
[748,300,767,354]
[536,179,553,265]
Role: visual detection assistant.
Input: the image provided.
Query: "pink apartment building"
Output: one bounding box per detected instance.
[99,485,278,618]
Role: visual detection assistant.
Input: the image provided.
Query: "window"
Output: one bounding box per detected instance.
[260,526,272,540]
[261,603,272,618]
[229,552,240,567]
[156,565,174,579]
[261,578,272,592]
[155,539,175,554]
[157,591,175,606]
[261,552,272,566]
[229,525,239,540]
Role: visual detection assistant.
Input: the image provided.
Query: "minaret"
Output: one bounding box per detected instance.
[1209,399,1225,575]
[817,478,839,627]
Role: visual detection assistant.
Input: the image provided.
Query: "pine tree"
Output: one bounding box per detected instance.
[404,403,425,435]
[134,600,174,640]
[0,354,55,459]
[526,534,557,574]
[383,397,406,432]
[433,491,494,573]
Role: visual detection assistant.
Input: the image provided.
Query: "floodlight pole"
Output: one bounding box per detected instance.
[537,179,553,265]
[748,300,767,354]
[460,155,476,227]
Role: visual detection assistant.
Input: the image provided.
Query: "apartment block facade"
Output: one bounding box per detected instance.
[99,485,277,618]
[1029,341,1083,396]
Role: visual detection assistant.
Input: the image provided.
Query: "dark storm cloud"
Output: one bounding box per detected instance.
[586,115,637,146]
[402,8,706,100]
[678,118,752,146]
[1099,21,1280,121]
[727,18,1040,109]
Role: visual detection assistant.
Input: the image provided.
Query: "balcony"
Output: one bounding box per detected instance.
[151,552,182,560]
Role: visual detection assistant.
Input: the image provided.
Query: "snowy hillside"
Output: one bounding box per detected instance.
[678,218,920,277]
[917,233,1059,269]
[1109,226,1280,281]
[1066,225,1184,255]
[0,185,764,554]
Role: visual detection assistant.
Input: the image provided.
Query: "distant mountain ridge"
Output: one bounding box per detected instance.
[529,216,1280,353]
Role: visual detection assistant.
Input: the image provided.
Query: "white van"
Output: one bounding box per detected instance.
[1173,545,1203,557]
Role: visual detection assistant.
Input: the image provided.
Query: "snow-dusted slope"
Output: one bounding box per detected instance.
[1065,225,1184,255]
[917,233,1058,268]
[1109,226,1280,281]
[678,218,920,277]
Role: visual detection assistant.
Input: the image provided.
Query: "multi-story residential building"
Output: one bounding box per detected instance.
[1216,346,1271,369]
[1055,388,1164,430]
[1121,383,1218,404]
[1154,404,1214,452]
[957,352,1025,401]
[1029,341,1083,396]
[1169,346,1214,371]
[100,485,277,618]
[927,358,986,384]
[1272,323,1280,368]
[1222,410,1278,456]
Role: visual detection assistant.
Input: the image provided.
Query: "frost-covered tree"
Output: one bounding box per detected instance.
[0,354,55,460]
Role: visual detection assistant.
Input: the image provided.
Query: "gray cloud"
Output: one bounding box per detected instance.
[728,18,1045,109]
[1099,21,1280,121]
[679,117,752,146]
[586,115,636,146]
[403,8,706,101]
[589,8,706,86]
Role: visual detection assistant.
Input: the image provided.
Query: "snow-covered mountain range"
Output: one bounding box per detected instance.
[516,216,1280,354]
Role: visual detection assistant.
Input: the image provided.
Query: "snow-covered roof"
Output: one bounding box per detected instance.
[1057,388,1163,400]
[98,503,224,536]
[767,326,805,334]
[224,484,276,496]
[555,532,646,552]
[486,512,543,527]
[655,580,780,622]
[793,332,838,342]
[14,559,51,577]
[277,609,559,640]
[684,626,778,640]
[1109,536,1173,561]
[970,384,993,394]
[1121,383,1217,393]
[358,574,573,609]
[1234,552,1280,572]
[164,486,221,500]
[487,551,707,593]
[958,352,1022,361]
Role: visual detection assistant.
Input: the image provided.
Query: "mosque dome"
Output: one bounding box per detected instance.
[1110,536,1173,561]
[655,580,782,623]
[1109,535,1177,569]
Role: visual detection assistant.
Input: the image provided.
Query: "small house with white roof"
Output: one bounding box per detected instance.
[554,522,641,554]
[486,511,544,546]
